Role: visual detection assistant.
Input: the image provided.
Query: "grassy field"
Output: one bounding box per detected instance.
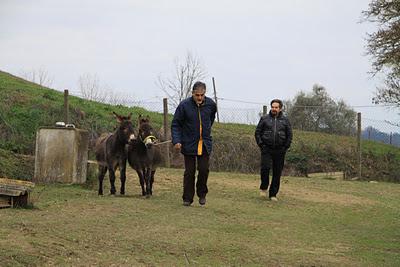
[1,168,399,266]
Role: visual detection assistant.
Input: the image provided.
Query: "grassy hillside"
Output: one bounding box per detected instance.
[1,168,399,266]
[0,70,155,154]
[0,148,34,180]
[0,70,399,181]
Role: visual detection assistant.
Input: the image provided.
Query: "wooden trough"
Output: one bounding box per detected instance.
[308,171,345,180]
[0,178,35,208]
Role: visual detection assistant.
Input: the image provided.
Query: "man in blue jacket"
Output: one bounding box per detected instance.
[171,81,217,206]
[255,99,292,201]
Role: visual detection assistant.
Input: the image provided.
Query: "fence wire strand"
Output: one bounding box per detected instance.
[68,91,399,147]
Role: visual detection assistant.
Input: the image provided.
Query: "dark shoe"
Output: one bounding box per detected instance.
[183,201,192,206]
[199,197,206,206]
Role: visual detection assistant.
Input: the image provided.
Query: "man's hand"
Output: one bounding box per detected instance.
[174,143,182,151]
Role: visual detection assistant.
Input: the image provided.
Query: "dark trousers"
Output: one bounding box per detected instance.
[182,150,210,203]
[260,149,286,197]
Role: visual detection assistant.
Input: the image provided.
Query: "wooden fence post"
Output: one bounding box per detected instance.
[163,98,170,168]
[357,112,362,179]
[263,105,268,116]
[212,77,220,123]
[64,89,69,124]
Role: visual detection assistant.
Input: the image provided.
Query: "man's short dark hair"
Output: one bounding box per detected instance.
[270,99,283,108]
[192,81,206,92]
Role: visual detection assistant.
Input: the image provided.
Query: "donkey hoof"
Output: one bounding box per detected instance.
[120,191,125,195]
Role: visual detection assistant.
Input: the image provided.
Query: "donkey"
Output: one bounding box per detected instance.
[94,112,135,195]
[127,115,162,197]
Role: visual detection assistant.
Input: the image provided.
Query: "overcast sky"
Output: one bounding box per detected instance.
[1,0,399,131]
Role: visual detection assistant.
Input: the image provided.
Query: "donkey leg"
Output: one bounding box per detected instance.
[149,170,156,195]
[108,165,117,195]
[136,170,146,196]
[145,168,152,197]
[119,159,127,195]
[98,166,107,195]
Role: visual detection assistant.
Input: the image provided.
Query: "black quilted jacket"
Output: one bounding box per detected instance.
[255,111,292,151]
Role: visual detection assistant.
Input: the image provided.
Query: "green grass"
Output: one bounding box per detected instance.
[0,148,34,180]
[0,70,157,154]
[0,168,399,266]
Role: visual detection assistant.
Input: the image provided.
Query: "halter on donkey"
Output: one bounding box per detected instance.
[127,115,162,197]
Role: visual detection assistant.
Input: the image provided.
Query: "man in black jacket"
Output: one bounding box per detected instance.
[255,99,292,201]
[171,81,217,206]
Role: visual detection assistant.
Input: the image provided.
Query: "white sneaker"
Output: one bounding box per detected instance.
[259,190,268,198]
[270,196,278,202]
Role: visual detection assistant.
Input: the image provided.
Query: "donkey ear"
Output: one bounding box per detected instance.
[146,115,150,121]
[127,112,132,120]
[113,112,122,123]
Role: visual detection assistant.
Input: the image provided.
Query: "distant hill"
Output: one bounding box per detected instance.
[362,126,400,147]
[0,70,399,182]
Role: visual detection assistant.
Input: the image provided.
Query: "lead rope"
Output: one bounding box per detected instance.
[153,140,172,146]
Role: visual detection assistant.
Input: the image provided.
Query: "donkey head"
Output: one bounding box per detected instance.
[138,115,157,148]
[113,112,136,144]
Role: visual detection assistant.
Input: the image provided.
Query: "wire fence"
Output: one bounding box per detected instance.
[34,90,399,181]
[68,90,400,147]
[217,106,261,125]
[362,118,400,146]
[215,106,400,147]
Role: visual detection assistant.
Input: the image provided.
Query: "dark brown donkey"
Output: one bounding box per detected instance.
[95,112,135,195]
[127,115,162,197]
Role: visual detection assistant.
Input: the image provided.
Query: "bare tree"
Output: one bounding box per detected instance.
[157,51,207,108]
[78,73,107,102]
[78,73,135,106]
[107,91,136,106]
[20,67,54,87]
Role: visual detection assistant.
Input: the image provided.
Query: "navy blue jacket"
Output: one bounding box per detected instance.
[171,96,217,155]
